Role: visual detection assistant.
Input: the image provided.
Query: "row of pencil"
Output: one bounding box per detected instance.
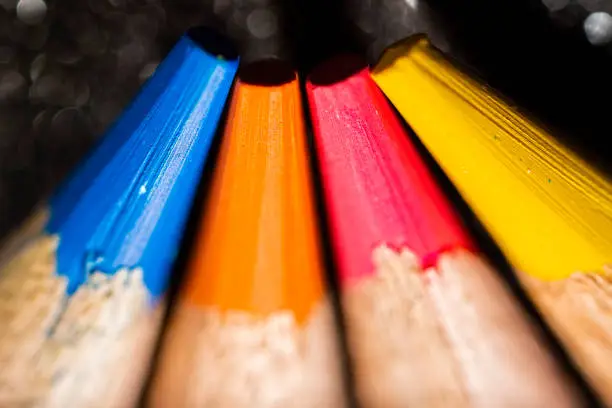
[0,26,611,408]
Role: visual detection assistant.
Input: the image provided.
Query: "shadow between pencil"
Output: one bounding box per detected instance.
[298,73,360,408]
[137,92,231,407]
[239,59,296,86]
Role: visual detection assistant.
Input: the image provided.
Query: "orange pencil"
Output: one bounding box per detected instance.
[148,62,346,408]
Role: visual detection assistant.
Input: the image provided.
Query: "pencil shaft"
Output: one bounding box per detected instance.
[372,38,612,280]
[523,270,612,404]
[372,38,611,403]
[343,246,470,407]
[49,33,238,297]
[427,251,581,406]
[0,29,239,406]
[0,227,163,407]
[149,70,345,407]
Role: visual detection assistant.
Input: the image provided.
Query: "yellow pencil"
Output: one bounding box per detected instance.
[372,36,612,403]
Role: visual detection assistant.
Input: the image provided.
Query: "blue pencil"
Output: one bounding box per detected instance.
[0,27,238,407]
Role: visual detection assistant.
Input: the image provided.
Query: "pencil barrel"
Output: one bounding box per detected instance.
[343,246,471,407]
[0,28,239,406]
[426,251,581,406]
[48,29,239,297]
[0,227,165,407]
[148,63,346,408]
[522,269,612,404]
[372,37,612,404]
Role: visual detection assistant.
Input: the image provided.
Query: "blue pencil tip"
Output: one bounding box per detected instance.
[46,28,239,298]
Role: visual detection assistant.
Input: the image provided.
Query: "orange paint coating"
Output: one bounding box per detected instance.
[183,73,325,324]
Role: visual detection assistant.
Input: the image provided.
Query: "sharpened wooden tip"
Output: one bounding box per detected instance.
[522,268,612,405]
[149,301,345,408]
[428,250,582,407]
[344,245,470,407]
[344,246,581,407]
[306,55,472,285]
[0,227,162,407]
[372,38,612,404]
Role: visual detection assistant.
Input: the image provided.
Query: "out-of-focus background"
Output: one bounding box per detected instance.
[1,0,612,239]
[0,0,293,238]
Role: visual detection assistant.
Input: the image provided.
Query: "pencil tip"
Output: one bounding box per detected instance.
[47,30,239,298]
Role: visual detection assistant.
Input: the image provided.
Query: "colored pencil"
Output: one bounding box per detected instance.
[148,61,346,408]
[306,54,582,407]
[372,37,612,404]
[0,27,238,407]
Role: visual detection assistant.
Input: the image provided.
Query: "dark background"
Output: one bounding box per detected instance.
[1,0,611,239]
[293,0,612,170]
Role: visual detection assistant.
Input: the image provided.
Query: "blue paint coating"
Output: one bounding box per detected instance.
[46,32,239,298]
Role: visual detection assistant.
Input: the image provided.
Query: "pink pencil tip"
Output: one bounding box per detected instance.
[306,54,474,286]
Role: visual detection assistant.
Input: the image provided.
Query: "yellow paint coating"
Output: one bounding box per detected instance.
[372,38,612,280]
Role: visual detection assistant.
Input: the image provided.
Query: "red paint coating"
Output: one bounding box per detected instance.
[306,54,474,285]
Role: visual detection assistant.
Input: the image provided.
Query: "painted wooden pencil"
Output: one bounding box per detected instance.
[372,36,612,404]
[0,27,238,407]
[148,61,346,408]
[306,54,583,407]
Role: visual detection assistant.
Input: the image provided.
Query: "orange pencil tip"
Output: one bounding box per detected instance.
[182,64,325,324]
